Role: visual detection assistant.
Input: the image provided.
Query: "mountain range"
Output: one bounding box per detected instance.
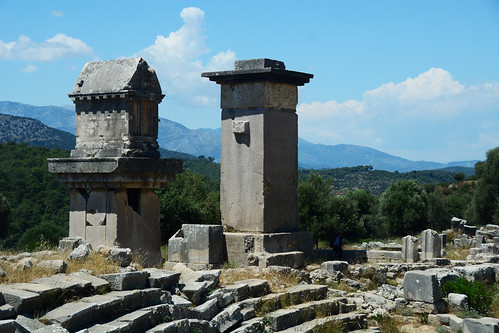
[0,101,479,172]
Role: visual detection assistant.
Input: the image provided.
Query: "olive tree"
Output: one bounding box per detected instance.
[378,179,428,236]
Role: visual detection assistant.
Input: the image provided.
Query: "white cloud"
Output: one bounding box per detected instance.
[365,68,464,102]
[0,34,93,61]
[50,10,64,17]
[137,7,236,107]
[21,64,38,73]
[298,68,499,162]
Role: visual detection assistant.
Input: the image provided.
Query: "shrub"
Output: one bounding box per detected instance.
[443,278,493,316]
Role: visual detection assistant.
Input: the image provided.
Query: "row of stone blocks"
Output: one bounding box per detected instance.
[0,266,366,332]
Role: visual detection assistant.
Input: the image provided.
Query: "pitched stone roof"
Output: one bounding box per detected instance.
[70,58,162,97]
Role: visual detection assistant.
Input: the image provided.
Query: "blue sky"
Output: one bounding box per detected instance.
[1,1,498,163]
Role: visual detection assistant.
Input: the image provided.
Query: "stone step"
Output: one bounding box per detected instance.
[0,272,111,317]
[275,312,367,333]
[265,298,345,331]
[209,279,270,309]
[258,251,305,268]
[254,284,328,315]
[41,288,165,332]
[145,319,216,333]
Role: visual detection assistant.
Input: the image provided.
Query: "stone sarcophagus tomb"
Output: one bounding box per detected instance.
[202,59,314,267]
[49,58,182,265]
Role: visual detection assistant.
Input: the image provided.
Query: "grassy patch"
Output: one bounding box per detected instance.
[375,314,400,333]
[220,267,302,292]
[0,249,120,284]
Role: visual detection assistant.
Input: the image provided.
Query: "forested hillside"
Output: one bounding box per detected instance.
[299,165,475,196]
[0,142,487,251]
[0,114,75,150]
[0,143,70,249]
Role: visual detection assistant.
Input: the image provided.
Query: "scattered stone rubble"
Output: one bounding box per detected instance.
[0,230,497,333]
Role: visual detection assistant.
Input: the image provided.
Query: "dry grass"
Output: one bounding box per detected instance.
[220,266,303,292]
[0,248,120,285]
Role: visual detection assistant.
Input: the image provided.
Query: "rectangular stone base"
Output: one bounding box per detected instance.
[224,231,313,268]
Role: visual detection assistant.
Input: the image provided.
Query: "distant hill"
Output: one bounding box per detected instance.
[157,118,221,159]
[297,139,479,172]
[0,101,75,134]
[0,101,481,172]
[0,114,75,150]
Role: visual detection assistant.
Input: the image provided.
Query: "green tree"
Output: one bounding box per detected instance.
[470,147,499,225]
[297,172,334,247]
[328,194,364,241]
[0,193,10,238]
[427,190,447,231]
[378,179,428,236]
[346,190,379,239]
[156,171,220,243]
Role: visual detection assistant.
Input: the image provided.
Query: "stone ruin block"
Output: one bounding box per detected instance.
[403,270,442,303]
[402,235,418,263]
[439,233,446,247]
[450,217,466,231]
[463,224,477,237]
[403,269,459,304]
[421,229,441,260]
[168,225,226,266]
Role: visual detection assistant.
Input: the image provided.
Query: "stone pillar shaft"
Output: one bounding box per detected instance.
[203,59,312,233]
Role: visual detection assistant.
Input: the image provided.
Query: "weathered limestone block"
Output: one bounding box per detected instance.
[403,270,442,303]
[42,301,97,331]
[462,317,499,333]
[168,224,226,265]
[68,243,92,261]
[451,217,466,230]
[0,287,42,314]
[182,281,209,305]
[463,225,477,237]
[209,303,243,333]
[402,235,419,263]
[453,263,496,283]
[0,304,15,320]
[192,298,219,321]
[171,295,192,307]
[58,237,84,252]
[142,268,180,290]
[68,271,110,292]
[98,271,149,291]
[448,293,468,312]
[0,319,30,333]
[105,308,153,332]
[36,260,67,274]
[321,261,349,274]
[233,279,270,298]
[439,233,447,247]
[97,245,132,267]
[421,229,441,260]
[31,274,93,297]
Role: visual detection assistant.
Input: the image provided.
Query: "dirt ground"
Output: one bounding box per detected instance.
[399,324,439,332]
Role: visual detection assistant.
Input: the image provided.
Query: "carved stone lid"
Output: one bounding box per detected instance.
[69,58,164,101]
[202,58,313,86]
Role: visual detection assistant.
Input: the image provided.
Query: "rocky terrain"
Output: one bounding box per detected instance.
[0,225,498,333]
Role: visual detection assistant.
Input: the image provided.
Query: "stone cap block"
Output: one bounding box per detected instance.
[202,58,313,86]
[235,59,285,71]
